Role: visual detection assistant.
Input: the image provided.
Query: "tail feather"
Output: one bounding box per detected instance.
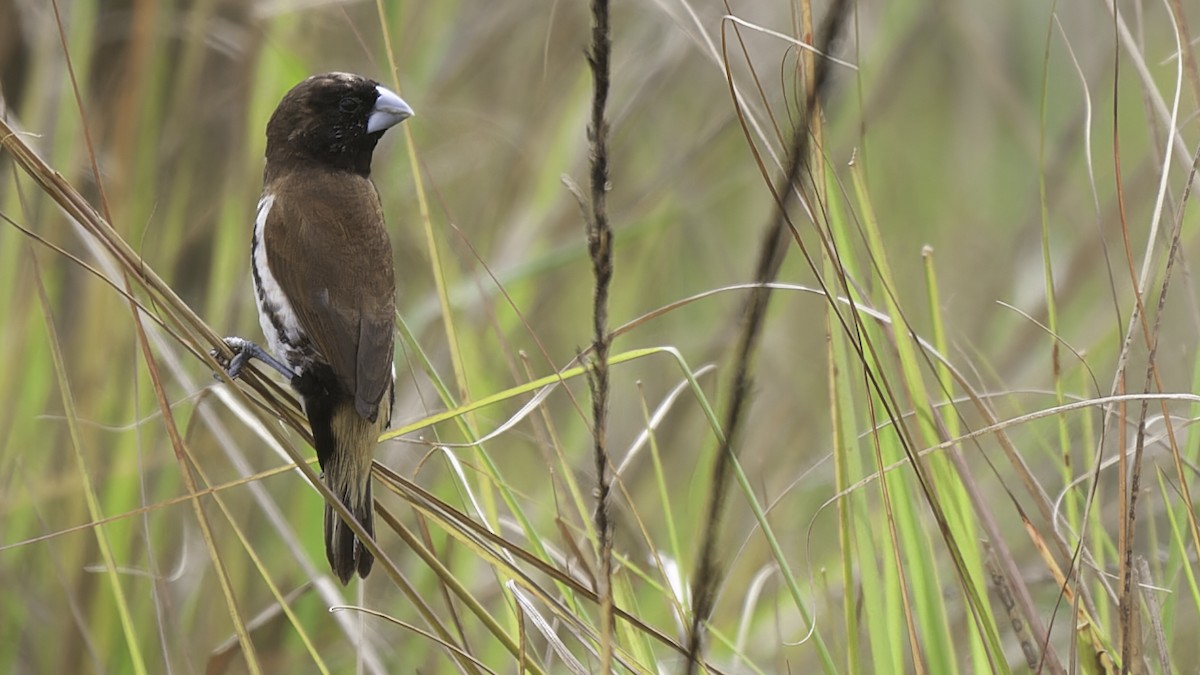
[324,479,374,584]
[316,400,381,585]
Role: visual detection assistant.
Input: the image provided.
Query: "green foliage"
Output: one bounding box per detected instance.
[1,0,1198,673]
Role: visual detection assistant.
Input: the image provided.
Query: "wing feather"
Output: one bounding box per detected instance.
[263,170,396,417]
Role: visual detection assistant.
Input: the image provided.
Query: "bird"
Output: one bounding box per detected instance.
[214,72,413,584]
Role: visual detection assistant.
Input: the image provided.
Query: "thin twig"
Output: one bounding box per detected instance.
[585,0,616,670]
[685,3,851,672]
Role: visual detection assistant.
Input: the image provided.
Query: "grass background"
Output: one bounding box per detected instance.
[2,0,1199,673]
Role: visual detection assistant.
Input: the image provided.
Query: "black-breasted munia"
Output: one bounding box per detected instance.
[217,72,412,584]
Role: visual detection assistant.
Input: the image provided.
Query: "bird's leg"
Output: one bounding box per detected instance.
[212,337,295,381]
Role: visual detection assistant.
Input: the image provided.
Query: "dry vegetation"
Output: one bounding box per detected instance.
[2,0,1199,673]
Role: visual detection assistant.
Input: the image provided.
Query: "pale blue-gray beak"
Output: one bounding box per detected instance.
[367,85,414,134]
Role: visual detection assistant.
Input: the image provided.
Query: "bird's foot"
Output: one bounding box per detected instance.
[211,337,295,381]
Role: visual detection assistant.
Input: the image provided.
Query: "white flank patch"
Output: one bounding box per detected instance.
[252,193,301,373]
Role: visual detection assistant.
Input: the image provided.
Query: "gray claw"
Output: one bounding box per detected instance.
[213,336,294,381]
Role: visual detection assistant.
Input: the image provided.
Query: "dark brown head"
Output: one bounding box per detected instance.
[265,72,413,178]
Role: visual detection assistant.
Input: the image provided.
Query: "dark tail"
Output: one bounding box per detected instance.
[310,398,379,584]
[323,475,374,584]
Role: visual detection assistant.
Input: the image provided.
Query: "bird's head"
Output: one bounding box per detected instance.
[265,72,413,177]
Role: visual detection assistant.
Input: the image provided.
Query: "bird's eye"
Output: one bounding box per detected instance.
[338,97,361,113]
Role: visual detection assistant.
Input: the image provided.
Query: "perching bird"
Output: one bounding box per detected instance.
[216,73,413,584]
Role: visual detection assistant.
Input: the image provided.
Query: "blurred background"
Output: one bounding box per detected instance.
[1,0,1199,673]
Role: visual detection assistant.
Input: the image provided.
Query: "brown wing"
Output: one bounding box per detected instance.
[264,169,396,420]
